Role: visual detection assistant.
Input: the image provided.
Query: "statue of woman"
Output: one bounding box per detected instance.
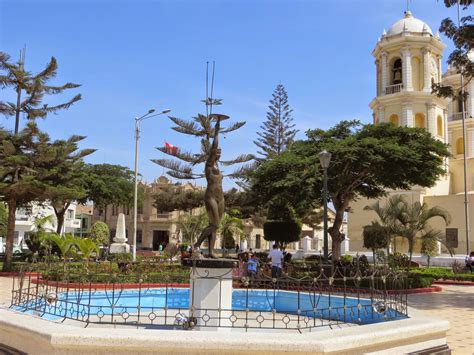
[193,117,225,258]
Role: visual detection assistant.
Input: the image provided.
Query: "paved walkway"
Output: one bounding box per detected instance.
[0,276,472,353]
[408,285,474,355]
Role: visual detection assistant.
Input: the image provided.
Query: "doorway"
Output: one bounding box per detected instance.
[153,230,169,251]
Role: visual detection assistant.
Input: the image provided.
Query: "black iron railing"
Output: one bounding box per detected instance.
[10,261,408,331]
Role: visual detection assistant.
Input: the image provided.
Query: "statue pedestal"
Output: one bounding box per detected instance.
[182,258,238,331]
[109,243,130,254]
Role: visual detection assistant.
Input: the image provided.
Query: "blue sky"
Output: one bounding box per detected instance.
[0,0,462,188]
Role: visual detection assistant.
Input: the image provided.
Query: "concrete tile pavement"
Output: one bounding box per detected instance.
[409,285,474,355]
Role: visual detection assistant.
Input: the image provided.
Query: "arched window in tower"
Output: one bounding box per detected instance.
[392,58,402,85]
[437,115,443,137]
[389,114,399,126]
[456,138,464,155]
[415,113,425,128]
[457,91,467,114]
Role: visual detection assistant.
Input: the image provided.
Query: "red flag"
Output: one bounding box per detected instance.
[165,142,179,155]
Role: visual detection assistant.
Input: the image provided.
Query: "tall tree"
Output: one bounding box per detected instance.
[0,202,7,238]
[0,123,54,270]
[41,137,95,234]
[82,164,136,221]
[0,51,81,134]
[254,84,298,159]
[251,121,450,261]
[433,0,473,98]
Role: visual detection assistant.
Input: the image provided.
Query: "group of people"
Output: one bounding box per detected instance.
[243,244,286,279]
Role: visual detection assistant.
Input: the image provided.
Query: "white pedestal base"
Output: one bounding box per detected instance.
[188,263,235,330]
[109,243,130,254]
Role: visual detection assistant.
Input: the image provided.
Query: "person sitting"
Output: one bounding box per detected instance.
[268,244,284,279]
[465,251,474,273]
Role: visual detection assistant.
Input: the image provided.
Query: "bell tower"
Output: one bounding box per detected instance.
[370,11,449,143]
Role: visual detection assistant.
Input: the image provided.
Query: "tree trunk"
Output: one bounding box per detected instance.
[54,202,70,235]
[3,199,17,272]
[329,203,346,262]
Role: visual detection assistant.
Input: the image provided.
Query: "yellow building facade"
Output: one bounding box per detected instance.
[348,11,474,255]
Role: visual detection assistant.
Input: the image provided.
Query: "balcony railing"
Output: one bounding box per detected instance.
[384,83,403,95]
[448,112,472,121]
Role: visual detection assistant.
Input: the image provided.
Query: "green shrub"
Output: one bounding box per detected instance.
[407,274,434,288]
[388,252,410,268]
[263,220,302,246]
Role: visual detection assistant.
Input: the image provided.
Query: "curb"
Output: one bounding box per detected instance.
[405,286,442,294]
[433,280,474,286]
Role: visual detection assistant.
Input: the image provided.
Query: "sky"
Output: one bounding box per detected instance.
[0,0,462,189]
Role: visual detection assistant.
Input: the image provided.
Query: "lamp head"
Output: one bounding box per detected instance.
[161,109,171,114]
[318,150,332,169]
[148,109,156,114]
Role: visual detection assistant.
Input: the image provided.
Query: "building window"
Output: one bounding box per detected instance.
[389,114,399,126]
[392,58,402,85]
[437,115,443,137]
[255,234,261,249]
[415,113,425,128]
[81,217,88,229]
[137,230,143,244]
[67,209,74,220]
[456,138,465,155]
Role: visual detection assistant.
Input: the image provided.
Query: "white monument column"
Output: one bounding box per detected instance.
[109,213,131,254]
[402,101,414,127]
[427,102,436,137]
[402,47,413,91]
[302,236,312,253]
[423,48,432,92]
[381,52,388,95]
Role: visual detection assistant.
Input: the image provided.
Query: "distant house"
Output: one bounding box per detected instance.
[74,204,94,238]
[0,202,81,253]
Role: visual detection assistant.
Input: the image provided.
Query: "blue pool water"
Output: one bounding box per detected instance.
[14,288,407,325]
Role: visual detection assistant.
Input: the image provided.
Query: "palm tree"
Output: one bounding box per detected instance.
[176,211,208,245]
[0,51,81,134]
[74,237,99,262]
[364,195,404,254]
[218,212,245,256]
[389,197,451,267]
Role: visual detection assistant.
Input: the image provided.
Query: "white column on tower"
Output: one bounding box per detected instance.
[402,101,413,127]
[423,48,432,92]
[426,102,436,137]
[467,80,474,117]
[402,47,413,91]
[438,55,443,84]
[468,128,474,158]
[381,52,388,95]
[444,109,449,173]
[378,105,385,122]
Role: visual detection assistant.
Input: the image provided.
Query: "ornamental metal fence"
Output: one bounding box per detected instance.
[10,260,408,332]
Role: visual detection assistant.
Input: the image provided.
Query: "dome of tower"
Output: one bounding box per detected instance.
[386,11,433,36]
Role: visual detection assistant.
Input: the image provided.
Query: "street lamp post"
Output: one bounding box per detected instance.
[319,150,332,264]
[133,108,171,262]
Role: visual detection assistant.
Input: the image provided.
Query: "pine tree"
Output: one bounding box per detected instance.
[152,98,253,256]
[151,99,253,180]
[254,84,298,159]
[0,50,81,134]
